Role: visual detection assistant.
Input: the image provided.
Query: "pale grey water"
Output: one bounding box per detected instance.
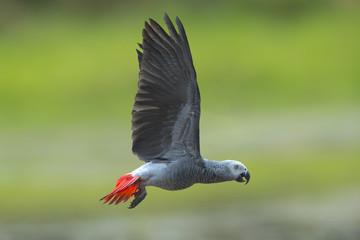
[1,189,359,240]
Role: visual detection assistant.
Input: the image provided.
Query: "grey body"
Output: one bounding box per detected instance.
[131,157,249,191]
[119,14,250,208]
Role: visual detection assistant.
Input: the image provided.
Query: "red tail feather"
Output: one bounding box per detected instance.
[101,174,140,205]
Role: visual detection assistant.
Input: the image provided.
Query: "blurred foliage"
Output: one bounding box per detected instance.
[1,0,359,128]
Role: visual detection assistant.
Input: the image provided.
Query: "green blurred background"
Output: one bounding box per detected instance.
[1,0,359,239]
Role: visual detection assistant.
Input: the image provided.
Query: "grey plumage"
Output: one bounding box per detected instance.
[132,13,200,162]
[101,13,250,209]
[144,159,246,191]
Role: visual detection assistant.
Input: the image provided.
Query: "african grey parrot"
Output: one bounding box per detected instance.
[100,13,250,209]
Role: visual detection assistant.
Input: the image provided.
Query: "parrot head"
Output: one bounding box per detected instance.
[224,160,250,184]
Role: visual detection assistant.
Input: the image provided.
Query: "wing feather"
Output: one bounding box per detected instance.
[132,13,200,162]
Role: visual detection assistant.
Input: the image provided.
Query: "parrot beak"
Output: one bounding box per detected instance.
[236,170,250,184]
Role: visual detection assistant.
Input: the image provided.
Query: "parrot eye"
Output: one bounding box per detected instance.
[234,165,239,170]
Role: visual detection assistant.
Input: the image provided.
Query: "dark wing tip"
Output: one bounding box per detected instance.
[148,18,160,29]
[163,12,171,27]
[136,49,143,70]
[148,18,154,26]
[144,20,150,29]
[175,16,180,24]
[175,16,185,37]
[163,12,169,20]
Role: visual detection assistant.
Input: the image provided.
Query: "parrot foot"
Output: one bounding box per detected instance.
[129,188,147,209]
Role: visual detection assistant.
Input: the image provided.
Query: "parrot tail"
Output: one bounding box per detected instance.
[100,174,141,205]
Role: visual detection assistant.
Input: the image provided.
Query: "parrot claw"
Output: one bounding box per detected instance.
[129,188,147,209]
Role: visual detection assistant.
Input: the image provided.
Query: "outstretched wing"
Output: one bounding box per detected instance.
[132,13,201,162]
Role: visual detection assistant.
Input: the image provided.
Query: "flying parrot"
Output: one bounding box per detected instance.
[100,13,250,209]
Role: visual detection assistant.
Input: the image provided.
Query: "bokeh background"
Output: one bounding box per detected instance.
[1,0,360,239]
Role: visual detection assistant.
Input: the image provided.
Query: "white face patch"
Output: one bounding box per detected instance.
[225,160,247,179]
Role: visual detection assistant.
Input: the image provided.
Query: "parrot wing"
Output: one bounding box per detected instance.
[132,13,201,162]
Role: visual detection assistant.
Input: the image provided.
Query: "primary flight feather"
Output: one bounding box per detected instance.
[100,13,250,209]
